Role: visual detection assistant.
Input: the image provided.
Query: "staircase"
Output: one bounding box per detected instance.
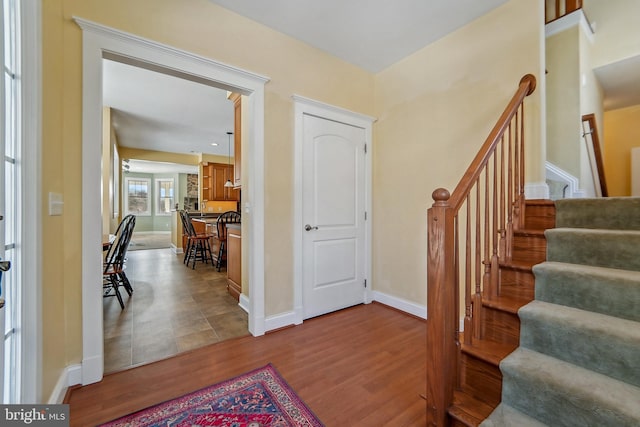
[447,200,554,426]
[481,197,640,426]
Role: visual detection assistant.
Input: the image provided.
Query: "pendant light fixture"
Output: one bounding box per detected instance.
[224,131,234,188]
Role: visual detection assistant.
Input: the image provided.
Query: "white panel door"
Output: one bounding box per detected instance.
[302,114,366,319]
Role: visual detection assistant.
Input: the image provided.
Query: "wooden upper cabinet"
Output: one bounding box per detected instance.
[229,92,242,188]
[202,162,237,201]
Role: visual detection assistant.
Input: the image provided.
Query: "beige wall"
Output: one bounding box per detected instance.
[42,0,68,401]
[546,27,581,178]
[578,27,605,197]
[372,0,544,303]
[41,0,545,400]
[545,13,605,197]
[42,0,374,399]
[582,0,640,195]
[583,0,640,69]
[604,105,640,196]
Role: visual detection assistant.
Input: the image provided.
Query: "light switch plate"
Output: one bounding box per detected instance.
[49,192,64,216]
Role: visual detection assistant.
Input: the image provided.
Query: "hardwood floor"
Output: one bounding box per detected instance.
[103,246,248,373]
[67,302,427,426]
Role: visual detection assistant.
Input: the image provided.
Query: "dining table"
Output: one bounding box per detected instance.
[102,233,116,251]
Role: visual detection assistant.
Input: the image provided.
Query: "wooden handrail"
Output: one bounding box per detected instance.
[449,75,536,211]
[581,113,608,197]
[425,74,536,426]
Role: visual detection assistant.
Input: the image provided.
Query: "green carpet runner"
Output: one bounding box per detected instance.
[481,197,640,426]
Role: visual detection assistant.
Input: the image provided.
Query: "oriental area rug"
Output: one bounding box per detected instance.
[99,364,324,427]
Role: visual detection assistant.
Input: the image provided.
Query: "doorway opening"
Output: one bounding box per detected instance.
[77,17,268,384]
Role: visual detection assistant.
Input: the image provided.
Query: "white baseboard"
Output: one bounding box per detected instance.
[48,364,82,404]
[372,291,427,319]
[524,182,550,200]
[546,161,586,199]
[263,293,427,334]
[170,244,184,255]
[264,311,297,332]
[239,293,250,313]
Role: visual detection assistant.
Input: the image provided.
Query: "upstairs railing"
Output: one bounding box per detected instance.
[546,0,582,23]
[425,74,537,426]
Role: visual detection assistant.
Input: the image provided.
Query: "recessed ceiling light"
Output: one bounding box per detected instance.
[211,142,219,146]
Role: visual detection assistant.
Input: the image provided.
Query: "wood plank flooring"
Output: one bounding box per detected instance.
[66,302,427,426]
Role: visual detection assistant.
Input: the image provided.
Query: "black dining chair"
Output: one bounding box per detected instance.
[103,214,136,309]
[180,210,214,269]
[215,211,241,271]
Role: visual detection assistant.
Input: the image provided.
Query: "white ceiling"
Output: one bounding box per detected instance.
[593,55,640,111]
[208,0,509,73]
[103,1,510,173]
[103,59,235,173]
[103,1,639,173]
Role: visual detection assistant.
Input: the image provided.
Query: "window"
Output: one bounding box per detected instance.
[124,177,151,216]
[155,178,174,216]
[2,0,22,403]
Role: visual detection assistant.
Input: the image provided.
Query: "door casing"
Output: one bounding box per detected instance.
[292,95,375,324]
[77,17,268,385]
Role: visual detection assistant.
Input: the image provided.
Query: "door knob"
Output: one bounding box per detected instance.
[304,224,318,231]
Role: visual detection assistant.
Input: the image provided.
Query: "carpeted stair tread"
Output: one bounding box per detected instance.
[545,228,640,271]
[519,300,640,387]
[500,348,640,426]
[555,197,640,230]
[533,261,640,322]
[479,403,548,427]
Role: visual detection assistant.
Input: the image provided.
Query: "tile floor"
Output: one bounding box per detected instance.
[103,245,248,373]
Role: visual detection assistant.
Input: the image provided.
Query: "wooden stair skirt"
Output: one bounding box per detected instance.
[448,200,555,426]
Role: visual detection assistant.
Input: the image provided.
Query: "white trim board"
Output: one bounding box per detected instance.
[546,161,586,199]
[47,364,81,404]
[75,17,269,385]
[372,291,427,319]
[545,8,594,42]
[21,0,43,403]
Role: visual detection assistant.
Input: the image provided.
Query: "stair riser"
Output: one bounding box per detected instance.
[450,418,473,427]
[460,353,502,407]
[499,268,534,299]
[523,202,556,230]
[481,307,520,346]
[546,229,640,272]
[511,234,546,264]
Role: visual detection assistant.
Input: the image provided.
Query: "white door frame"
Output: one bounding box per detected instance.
[76,17,269,385]
[292,95,375,324]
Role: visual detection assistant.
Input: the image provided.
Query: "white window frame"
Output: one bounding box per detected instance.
[154,177,174,216]
[1,0,41,403]
[123,176,151,216]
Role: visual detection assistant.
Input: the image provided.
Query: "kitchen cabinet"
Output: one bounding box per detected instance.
[226,224,241,301]
[201,162,237,201]
[229,92,242,188]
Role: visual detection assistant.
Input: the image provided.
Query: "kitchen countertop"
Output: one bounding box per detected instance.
[191,217,218,224]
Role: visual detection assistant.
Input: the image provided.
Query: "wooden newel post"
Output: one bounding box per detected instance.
[426,188,457,426]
